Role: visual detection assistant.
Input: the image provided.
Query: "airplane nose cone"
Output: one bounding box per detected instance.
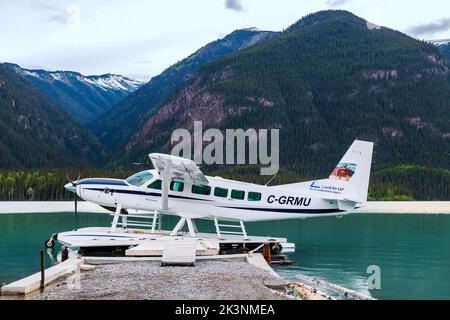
[64,182,77,194]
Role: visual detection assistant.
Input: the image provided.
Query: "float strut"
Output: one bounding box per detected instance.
[110,204,122,232]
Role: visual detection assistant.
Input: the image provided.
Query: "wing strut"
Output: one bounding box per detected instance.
[161,172,169,211]
[149,153,210,237]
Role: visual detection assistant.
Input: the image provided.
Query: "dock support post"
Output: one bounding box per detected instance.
[61,246,69,262]
[40,250,45,289]
[110,204,122,232]
[263,243,271,264]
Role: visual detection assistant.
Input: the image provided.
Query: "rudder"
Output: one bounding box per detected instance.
[330,140,374,203]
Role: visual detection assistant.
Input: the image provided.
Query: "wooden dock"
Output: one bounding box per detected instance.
[1,257,84,296]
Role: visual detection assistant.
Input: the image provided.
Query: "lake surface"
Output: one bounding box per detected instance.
[1,212,449,300]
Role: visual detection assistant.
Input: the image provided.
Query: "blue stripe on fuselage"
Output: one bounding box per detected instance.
[78,179,128,186]
[218,205,344,214]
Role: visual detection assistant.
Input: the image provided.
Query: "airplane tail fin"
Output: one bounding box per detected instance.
[327,140,374,203]
[276,140,374,206]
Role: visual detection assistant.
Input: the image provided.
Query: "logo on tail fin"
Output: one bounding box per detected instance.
[329,163,357,181]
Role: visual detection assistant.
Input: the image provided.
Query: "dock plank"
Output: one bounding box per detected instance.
[125,239,219,257]
[161,240,197,266]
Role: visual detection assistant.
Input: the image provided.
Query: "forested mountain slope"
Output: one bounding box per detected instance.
[6,63,142,125]
[0,63,105,168]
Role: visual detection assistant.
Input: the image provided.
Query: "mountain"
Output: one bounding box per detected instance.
[432,40,450,62]
[5,63,142,125]
[0,63,105,168]
[91,28,278,149]
[122,10,450,199]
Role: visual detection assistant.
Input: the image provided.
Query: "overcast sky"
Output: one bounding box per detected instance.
[1,0,450,81]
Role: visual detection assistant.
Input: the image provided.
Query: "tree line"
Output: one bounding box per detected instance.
[1,164,446,201]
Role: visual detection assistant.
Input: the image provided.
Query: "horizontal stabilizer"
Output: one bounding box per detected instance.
[338,199,357,211]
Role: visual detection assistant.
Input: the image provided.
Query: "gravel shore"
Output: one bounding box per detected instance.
[32,259,285,300]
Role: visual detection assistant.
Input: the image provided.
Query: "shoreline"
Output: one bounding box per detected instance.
[1,201,449,215]
[355,201,450,214]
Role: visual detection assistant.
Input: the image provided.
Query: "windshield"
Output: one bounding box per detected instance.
[125,171,154,187]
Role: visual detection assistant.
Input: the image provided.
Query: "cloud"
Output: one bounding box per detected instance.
[29,1,58,12]
[225,0,244,12]
[66,5,81,30]
[46,12,67,24]
[326,0,351,7]
[28,1,81,29]
[407,18,450,37]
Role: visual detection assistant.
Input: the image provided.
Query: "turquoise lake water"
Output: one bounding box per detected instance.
[0,212,449,300]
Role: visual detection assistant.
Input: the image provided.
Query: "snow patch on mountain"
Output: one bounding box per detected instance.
[84,74,143,92]
[243,27,261,32]
[8,63,142,93]
[429,39,450,47]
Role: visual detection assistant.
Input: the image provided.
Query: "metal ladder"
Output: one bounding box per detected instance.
[110,207,161,233]
[213,218,248,240]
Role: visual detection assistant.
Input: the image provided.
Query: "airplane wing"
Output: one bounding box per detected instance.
[149,153,209,186]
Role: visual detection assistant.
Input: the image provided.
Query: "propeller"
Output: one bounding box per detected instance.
[65,172,75,187]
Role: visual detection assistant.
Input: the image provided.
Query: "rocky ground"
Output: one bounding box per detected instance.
[32,259,286,300]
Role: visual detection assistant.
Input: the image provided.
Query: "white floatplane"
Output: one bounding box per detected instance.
[52,140,373,251]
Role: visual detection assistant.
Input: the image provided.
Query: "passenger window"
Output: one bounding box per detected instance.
[231,189,245,200]
[170,181,184,192]
[248,192,262,201]
[192,184,211,195]
[148,179,162,190]
[214,187,228,198]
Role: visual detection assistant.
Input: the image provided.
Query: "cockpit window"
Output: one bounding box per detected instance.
[148,179,162,190]
[125,171,154,187]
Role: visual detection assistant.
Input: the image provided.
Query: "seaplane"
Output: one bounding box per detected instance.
[47,140,373,254]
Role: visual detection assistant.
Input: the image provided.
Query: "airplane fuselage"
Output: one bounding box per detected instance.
[75,170,350,222]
